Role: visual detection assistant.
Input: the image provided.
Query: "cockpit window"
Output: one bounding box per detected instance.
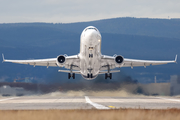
[85,28,97,31]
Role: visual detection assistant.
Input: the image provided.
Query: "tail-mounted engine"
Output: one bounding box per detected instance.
[115,55,124,64]
[57,55,66,67]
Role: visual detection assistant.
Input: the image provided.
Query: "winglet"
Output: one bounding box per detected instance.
[2,54,5,62]
[175,54,178,63]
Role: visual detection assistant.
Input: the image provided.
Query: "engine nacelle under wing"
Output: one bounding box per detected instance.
[115,55,124,64]
[56,55,66,67]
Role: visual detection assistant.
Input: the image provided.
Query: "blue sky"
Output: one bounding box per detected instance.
[0,0,180,23]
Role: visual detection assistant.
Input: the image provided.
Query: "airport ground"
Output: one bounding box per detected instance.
[0,93,180,120]
[0,80,180,120]
[0,95,180,110]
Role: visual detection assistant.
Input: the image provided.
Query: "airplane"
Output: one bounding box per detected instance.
[2,26,177,80]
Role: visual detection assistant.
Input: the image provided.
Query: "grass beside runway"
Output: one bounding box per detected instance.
[0,109,180,120]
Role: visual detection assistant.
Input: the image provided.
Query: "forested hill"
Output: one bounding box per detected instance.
[1,17,180,38]
[0,17,179,84]
[59,17,180,39]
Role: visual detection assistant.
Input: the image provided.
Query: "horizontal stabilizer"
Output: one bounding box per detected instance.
[58,70,81,74]
[99,70,120,74]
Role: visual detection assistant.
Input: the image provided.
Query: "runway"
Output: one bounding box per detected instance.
[0,96,180,110]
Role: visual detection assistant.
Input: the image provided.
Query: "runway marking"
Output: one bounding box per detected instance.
[0,97,19,102]
[108,106,116,109]
[157,97,180,102]
[85,96,109,109]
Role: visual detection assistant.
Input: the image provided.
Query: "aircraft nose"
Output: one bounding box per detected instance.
[85,30,98,45]
[85,29,98,39]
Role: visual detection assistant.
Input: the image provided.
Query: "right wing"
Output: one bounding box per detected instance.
[123,57,177,68]
[100,55,177,71]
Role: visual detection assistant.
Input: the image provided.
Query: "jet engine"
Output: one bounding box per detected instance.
[115,55,124,64]
[57,55,66,66]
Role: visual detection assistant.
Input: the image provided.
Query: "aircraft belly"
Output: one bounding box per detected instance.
[79,51,101,77]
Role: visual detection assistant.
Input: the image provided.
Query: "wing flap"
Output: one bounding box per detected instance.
[29,62,57,67]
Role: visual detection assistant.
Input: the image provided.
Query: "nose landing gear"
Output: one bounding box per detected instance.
[89,54,93,58]
[87,73,93,78]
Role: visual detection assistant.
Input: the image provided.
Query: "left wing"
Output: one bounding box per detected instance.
[100,55,177,71]
[2,54,80,70]
[3,56,57,67]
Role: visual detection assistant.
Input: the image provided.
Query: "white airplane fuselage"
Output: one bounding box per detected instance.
[79,26,102,80]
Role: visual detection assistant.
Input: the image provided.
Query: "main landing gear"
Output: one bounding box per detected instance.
[68,73,75,79]
[105,73,112,79]
[105,64,112,79]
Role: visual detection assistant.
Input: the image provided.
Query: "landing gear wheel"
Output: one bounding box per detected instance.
[89,54,93,58]
[105,73,107,79]
[105,73,112,79]
[90,74,93,78]
[87,74,90,78]
[68,73,75,79]
[72,73,75,79]
[68,73,71,79]
[109,73,112,79]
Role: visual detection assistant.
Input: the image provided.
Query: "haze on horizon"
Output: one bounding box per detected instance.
[0,0,180,23]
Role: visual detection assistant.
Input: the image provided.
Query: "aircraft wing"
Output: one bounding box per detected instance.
[122,58,176,68]
[2,54,80,70]
[100,55,177,70]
